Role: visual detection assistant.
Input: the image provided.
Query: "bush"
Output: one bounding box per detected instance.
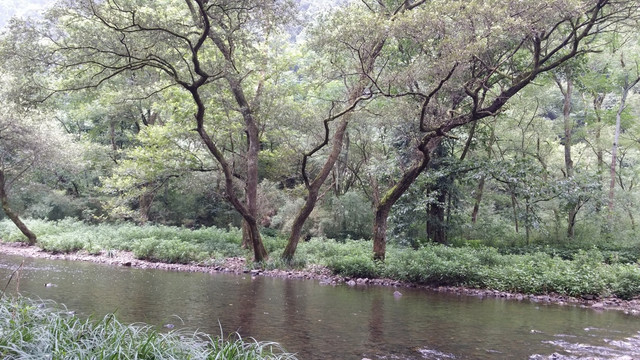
[328,253,380,278]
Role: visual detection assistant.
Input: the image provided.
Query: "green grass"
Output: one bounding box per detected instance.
[2,218,640,299]
[0,218,248,263]
[0,296,296,360]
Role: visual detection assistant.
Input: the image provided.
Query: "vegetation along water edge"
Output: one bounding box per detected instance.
[0,296,296,360]
[1,219,640,315]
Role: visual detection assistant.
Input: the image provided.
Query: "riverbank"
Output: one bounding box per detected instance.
[2,241,639,315]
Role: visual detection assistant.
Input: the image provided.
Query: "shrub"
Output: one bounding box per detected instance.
[327,253,380,278]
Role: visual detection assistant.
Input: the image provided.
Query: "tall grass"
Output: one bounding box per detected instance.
[0,218,247,263]
[0,296,296,360]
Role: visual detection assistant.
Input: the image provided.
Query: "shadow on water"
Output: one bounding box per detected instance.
[1,254,639,360]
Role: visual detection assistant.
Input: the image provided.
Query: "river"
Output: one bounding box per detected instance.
[0,254,638,359]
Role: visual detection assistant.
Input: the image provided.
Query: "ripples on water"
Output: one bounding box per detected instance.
[531,330,640,359]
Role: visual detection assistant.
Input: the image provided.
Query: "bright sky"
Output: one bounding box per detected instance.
[0,0,55,28]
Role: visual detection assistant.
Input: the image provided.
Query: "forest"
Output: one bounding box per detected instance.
[2,0,640,296]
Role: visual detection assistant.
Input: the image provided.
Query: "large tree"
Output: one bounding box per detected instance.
[15,0,300,261]
[359,0,637,260]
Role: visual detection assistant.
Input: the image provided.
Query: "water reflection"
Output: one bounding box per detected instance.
[1,254,639,360]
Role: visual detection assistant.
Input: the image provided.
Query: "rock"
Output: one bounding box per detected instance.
[393,291,402,297]
[591,302,605,309]
[122,261,132,267]
[346,280,356,286]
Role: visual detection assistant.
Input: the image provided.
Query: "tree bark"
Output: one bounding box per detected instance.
[0,170,37,245]
[282,117,350,261]
[471,176,485,224]
[555,74,576,239]
[373,137,438,261]
[426,143,448,244]
[471,120,495,224]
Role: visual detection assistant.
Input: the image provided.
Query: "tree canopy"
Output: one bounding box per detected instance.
[1,0,639,262]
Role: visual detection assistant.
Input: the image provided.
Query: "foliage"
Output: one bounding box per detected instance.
[2,219,640,299]
[0,218,246,262]
[0,296,296,359]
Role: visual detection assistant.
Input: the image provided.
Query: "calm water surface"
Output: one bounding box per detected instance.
[1,254,639,359]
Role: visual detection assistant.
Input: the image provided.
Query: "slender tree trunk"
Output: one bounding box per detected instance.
[0,170,36,245]
[426,143,448,244]
[189,81,268,262]
[626,206,636,230]
[593,94,605,178]
[282,117,349,261]
[509,187,519,233]
[608,73,640,218]
[567,203,578,238]
[525,201,531,245]
[555,74,575,239]
[471,120,495,224]
[471,176,485,224]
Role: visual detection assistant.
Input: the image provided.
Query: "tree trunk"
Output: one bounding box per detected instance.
[555,74,575,239]
[282,36,386,261]
[373,203,391,261]
[567,203,578,238]
[426,187,447,244]
[189,80,268,262]
[138,192,153,224]
[593,93,605,178]
[608,74,639,218]
[471,120,495,224]
[372,137,437,261]
[282,117,349,261]
[471,176,485,224]
[509,187,519,233]
[0,170,37,245]
[426,143,448,244]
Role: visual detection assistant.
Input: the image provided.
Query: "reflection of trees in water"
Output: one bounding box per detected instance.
[368,292,385,344]
[235,277,262,335]
[283,280,312,354]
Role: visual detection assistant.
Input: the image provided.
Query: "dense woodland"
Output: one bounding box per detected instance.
[1,0,640,264]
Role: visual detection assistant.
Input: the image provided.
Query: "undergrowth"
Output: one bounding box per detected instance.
[1,218,640,299]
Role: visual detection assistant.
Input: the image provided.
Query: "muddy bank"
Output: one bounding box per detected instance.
[1,241,639,315]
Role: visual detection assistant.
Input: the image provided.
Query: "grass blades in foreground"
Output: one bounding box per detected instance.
[0,296,296,360]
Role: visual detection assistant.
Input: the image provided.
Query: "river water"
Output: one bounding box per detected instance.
[1,254,639,359]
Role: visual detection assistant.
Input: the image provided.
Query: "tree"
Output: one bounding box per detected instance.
[0,77,81,243]
[608,51,640,218]
[16,0,300,261]
[0,115,38,244]
[365,0,637,260]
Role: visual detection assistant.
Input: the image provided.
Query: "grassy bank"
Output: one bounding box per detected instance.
[0,296,295,359]
[1,219,640,299]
